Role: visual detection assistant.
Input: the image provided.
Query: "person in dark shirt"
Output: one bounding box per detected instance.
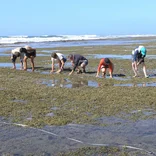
[68,54,88,75]
[132,46,148,78]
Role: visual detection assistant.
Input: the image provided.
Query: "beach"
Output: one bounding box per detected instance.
[0,35,156,155]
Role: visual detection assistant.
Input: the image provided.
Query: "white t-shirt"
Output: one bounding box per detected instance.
[11,47,24,59]
[51,53,66,61]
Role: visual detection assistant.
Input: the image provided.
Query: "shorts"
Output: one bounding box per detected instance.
[101,65,109,69]
[11,53,24,63]
[62,57,67,63]
[132,55,144,63]
[78,59,88,66]
[25,50,36,58]
[11,55,18,63]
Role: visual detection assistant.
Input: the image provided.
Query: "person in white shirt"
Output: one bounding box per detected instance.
[50,52,67,73]
[11,47,27,70]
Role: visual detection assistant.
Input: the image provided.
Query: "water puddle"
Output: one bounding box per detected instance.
[114,82,156,87]
[12,99,27,104]
[0,63,21,68]
[89,54,156,60]
[41,78,99,88]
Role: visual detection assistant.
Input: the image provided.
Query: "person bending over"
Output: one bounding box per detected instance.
[132,45,148,78]
[11,47,27,70]
[23,46,36,72]
[68,54,88,75]
[50,52,67,73]
[96,58,114,78]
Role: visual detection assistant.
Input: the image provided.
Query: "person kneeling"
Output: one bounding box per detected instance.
[96,58,114,78]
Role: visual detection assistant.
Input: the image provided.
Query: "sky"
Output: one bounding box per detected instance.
[0,0,156,36]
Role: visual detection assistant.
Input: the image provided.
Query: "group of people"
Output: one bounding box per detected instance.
[10,45,148,78]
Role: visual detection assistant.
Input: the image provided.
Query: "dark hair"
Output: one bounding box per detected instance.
[51,52,57,58]
[104,58,111,64]
[20,48,27,53]
[68,54,73,59]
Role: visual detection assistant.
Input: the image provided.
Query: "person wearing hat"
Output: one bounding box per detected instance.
[96,58,114,78]
[132,45,148,78]
[50,52,67,73]
[68,54,88,75]
[10,47,27,70]
[23,46,36,71]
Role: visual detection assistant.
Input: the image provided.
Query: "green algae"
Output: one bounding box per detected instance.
[57,146,148,156]
[0,42,156,128]
[0,66,156,127]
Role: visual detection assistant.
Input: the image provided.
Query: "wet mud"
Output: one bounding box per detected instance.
[0,116,156,155]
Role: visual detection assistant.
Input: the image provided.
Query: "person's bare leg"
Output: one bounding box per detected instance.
[30,56,35,72]
[20,62,24,70]
[101,68,106,78]
[81,63,86,73]
[12,62,16,69]
[142,63,148,78]
[24,57,28,71]
[132,63,138,77]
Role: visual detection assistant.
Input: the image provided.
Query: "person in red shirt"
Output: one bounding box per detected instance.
[96,58,114,78]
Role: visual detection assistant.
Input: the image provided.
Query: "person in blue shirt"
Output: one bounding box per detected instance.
[132,46,148,78]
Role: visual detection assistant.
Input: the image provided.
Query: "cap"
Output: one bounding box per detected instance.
[104,58,111,64]
[140,47,147,57]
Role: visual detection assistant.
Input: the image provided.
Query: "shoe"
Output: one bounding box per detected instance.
[145,76,149,78]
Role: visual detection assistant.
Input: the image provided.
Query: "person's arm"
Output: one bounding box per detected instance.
[96,67,100,77]
[69,69,74,75]
[137,56,144,65]
[69,57,78,75]
[56,59,64,73]
[20,53,24,70]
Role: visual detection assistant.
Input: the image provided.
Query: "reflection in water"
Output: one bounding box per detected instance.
[0,63,20,68]
[41,78,99,88]
[114,82,156,87]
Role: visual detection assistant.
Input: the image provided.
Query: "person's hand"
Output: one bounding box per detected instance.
[56,69,61,74]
